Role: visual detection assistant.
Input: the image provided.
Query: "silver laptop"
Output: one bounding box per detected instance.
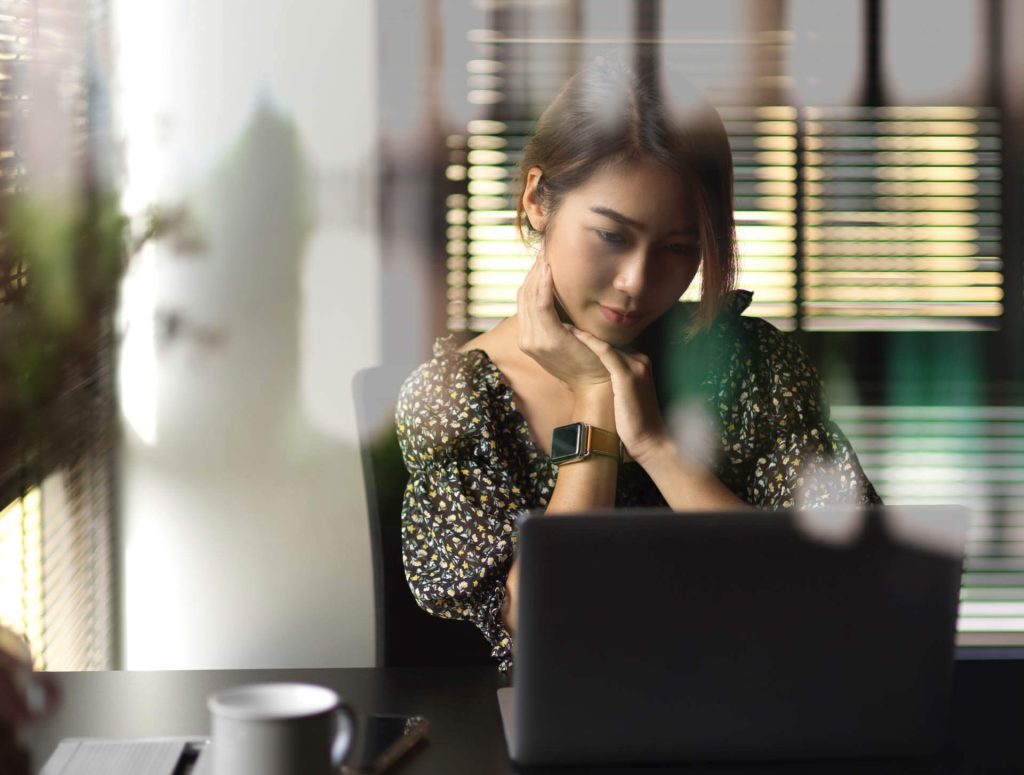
[498,506,968,766]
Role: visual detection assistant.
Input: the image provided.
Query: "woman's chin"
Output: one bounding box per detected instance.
[588,322,643,349]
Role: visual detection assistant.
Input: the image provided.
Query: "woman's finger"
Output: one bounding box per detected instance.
[569,326,631,377]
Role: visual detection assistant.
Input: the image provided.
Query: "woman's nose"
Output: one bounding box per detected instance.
[612,249,649,297]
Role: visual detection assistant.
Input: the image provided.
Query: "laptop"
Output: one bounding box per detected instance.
[498,506,968,766]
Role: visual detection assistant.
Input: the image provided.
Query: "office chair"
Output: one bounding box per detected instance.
[354,365,494,667]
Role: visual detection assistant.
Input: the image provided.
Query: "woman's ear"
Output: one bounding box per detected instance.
[522,166,548,233]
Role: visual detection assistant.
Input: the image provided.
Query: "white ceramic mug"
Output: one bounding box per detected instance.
[206,682,355,775]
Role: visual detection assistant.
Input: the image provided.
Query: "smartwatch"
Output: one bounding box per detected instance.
[550,422,623,466]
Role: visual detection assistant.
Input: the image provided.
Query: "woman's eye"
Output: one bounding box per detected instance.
[595,229,626,245]
[667,242,700,257]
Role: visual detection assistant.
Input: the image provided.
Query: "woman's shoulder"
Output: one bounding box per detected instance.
[396,334,508,436]
[705,290,809,369]
[701,292,826,420]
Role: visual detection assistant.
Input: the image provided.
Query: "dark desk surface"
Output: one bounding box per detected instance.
[25,652,1024,774]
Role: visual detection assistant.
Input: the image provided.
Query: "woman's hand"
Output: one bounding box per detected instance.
[516,257,609,393]
[569,327,671,467]
[501,559,520,638]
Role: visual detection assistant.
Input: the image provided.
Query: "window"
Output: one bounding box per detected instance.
[385,0,1024,648]
[0,0,118,669]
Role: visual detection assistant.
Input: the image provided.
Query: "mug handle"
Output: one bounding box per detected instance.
[331,700,357,768]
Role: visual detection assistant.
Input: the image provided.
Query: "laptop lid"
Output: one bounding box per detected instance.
[505,506,968,766]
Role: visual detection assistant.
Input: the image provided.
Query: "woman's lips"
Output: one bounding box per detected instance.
[599,305,642,326]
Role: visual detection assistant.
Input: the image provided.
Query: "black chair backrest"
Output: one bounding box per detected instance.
[354,365,494,667]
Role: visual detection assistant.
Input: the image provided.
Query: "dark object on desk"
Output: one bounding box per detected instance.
[354,366,493,668]
[342,713,430,774]
[502,506,968,767]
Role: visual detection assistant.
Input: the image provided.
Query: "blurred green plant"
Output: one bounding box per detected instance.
[0,185,197,491]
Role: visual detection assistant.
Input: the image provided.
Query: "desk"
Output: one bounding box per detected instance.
[25,653,1024,774]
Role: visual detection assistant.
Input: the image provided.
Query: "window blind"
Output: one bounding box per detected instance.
[835,404,1024,645]
[803,106,1003,330]
[0,0,117,670]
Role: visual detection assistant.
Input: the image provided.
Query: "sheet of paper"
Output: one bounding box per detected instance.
[40,737,207,775]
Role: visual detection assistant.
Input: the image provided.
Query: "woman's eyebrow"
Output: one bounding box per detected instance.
[589,206,696,239]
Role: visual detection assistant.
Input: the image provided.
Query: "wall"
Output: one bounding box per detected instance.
[114,0,378,668]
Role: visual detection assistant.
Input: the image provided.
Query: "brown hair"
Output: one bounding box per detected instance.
[515,62,737,332]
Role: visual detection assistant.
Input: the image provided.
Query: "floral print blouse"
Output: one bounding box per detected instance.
[395,291,881,671]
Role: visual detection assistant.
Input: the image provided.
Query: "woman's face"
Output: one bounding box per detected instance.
[525,158,702,349]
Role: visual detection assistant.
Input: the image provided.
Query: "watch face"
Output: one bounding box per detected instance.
[551,423,584,464]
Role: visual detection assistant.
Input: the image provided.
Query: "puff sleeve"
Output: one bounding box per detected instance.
[395,348,519,669]
[734,320,882,509]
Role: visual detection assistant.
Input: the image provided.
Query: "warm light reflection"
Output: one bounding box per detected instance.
[754,151,797,166]
[805,271,1002,286]
[874,181,979,195]
[877,120,978,134]
[875,136,979,151]
[467,165,507,180]
[754,182,796,196]
[755,106,797,119]
[471,271,532,287]
[0,489,43,666]
[806,287,1002,301]
[754,136,797,150]
[806,211,980,226]
[469,209,514,224]
[806,241,979,256]
[467,59,503,74]
[467,241,531,256]
[875,107,979,119]
[875,197,979,211]
[735,210,796,225]
[806,303,1003,317]
[754,120,797,134]
[467,119,506,134]
[738,257,797,271]
[737,240,796,257]
[468,224,517,240]
[467,150,508,165]
[805,257,983,272]
[808,226,979,241]
[468,301,517,319]
[467,180,508,195]
[875,151,978,166]
[754,166,797,181]
[754,197,797,212]
[468,135,507,150]
[468,90,504,105]
[735,225,796,242]
[875,166,980,181]
[469,256,531,271]
[468,196,510,211]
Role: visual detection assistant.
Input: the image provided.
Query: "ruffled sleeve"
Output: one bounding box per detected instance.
[395,338,519,669]
[734,319,882,509]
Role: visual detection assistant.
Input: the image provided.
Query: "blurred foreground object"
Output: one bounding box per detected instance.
[0,625,60,775]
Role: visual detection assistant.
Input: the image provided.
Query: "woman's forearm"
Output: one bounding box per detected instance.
[635,437,748,511]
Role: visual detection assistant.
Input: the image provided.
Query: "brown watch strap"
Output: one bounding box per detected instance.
[585,425,622,461]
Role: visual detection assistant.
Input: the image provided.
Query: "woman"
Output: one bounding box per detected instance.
[396,63,880,671]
